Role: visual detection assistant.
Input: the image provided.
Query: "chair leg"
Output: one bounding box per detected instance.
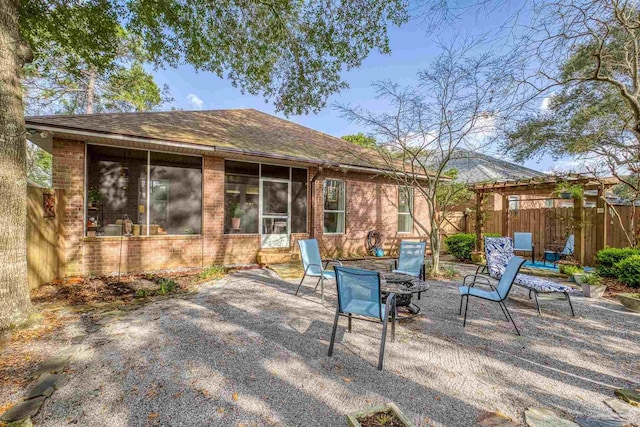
[320,276,325,302]
[500,300,521,336]
[391,299,396,342]
[458,294,465,315]
[328,305,341,357]
[533,291,542,315]
[314,276,321,290]
[462,294,471,327]
[497,299,509,321]
[347,314,352,333]
[295,272,307,296]
[528,289,533,299]
[378,309,390,370]
[566,292,575,316]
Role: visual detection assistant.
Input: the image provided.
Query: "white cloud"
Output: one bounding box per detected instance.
[540,97,550,111]
[186,93,204,110]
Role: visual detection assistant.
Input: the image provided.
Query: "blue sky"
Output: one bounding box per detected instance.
[151,2,564,173]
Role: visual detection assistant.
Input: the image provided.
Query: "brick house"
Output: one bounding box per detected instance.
[26,109,431,277]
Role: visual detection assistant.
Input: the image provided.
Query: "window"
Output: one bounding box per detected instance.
[323,179,345,234]
[508,195,520,211]
[291,168,308,233]
[224,161,259,234]
[545,199,554,208]
[86,145,202,236]
[397,186,413,233]
[223,161,308,234]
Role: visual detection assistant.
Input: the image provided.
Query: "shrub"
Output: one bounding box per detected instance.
[563,265,582,276]
[444,233,500,261]
[595,248,640,277]
[198,265,226,282]
[158,278,177,295]
[583,273,603,286]
[614,255,640,288]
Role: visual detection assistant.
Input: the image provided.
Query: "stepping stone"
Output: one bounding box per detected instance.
[477,411,519,427]
[614,388,640,406]
[575,416,631,427]
[0,397,45,422]
[525,408,580,427]
[604,399,634,419]
[6,417,33,427]
[35,355,69,374]
[26,374,67,399]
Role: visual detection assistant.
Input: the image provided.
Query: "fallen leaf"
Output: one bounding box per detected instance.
[232,392,239,401]
[148,413,159,419]
[342,377,353,383]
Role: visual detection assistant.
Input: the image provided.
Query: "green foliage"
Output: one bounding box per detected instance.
[554,183,583,200]
[135,289,148,298]
[158,278,177,295]
[341,133,377,150]
[198,265,226,282]
[583,273,603,286]
[445,233,500,261]
[615,255,640,288]
[87,188,104,203]
[26,142,52,187]
[595,248,640,277]
[563,265,582,276]
[20,0,409,115]
[436,169,473,209]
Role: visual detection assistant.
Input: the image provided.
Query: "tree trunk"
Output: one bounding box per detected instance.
[85,68,96,114]
[429,213,441,274]
[0,0,32,328]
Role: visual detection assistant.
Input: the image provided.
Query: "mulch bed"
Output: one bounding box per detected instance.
[602,278,639,297]
[356,410,406,427]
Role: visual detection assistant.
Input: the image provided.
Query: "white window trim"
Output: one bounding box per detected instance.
[397,186,414,233]
[508,195,520,211]
[323,179,346,235]
[85,143,203,237]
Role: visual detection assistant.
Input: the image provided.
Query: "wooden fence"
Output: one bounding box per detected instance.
[442,206,639,265]
[27,186,62,289]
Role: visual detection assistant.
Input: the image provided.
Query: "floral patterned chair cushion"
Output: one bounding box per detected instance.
[484,237,574,294]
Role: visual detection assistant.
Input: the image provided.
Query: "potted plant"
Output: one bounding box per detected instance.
[470,250,485,264]
[563,265,582,282]
[346,403,414,427]
[581,273,606,298]
[557,259,580,275]
[554,183,584,200]
[88,187,103,208]
[618,293,640,312]
[231,205,244,229]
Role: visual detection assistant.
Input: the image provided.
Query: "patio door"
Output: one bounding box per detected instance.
[260,178,290,248]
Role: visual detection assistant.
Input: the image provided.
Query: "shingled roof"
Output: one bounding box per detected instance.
[26,109,393,171]
[445,149,545,184]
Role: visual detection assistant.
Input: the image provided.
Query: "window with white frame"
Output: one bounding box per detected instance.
[323,179,345,234]
[397,186,413,233]
[508,195,520,211]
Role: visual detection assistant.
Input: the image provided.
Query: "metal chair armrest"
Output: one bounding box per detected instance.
[323,259,342,269]
[463,274,492,288]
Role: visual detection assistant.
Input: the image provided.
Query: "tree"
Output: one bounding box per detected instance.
[341,41,517,273]
[341,133,378,149]
[504,0,640,245]
[0,0,409,328]
[26,141,51,187]
[23,32,172,115]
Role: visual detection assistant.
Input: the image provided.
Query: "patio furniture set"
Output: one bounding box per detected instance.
[294,236,577,370]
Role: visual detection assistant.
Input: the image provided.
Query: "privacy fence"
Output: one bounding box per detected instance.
[442,206,640,265]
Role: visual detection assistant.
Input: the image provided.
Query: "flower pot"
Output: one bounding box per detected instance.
[346,403,414,427]
[572,273,585,284]
[618,293,640,312]
[582,283,606,298]
[559,191,572,199]
[231,217,241,229]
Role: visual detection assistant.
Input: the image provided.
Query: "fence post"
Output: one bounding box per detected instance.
[595,185,607,261]
[502,194,509,238]
[475,191,484,252]
[573,194,585,265]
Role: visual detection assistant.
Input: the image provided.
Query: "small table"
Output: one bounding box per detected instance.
[380,272,431,317]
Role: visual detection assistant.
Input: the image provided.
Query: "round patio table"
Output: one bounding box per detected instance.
[380,272,431,318]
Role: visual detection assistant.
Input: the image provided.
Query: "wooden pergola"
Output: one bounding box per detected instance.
[472,175,618,265]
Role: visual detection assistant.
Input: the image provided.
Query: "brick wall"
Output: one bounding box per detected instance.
[52,137,431,275]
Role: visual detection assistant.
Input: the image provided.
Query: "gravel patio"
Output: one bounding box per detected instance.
[34,267,640,426]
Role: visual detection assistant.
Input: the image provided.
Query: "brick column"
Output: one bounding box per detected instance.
[202,156,225,265]
[52,138,85,276]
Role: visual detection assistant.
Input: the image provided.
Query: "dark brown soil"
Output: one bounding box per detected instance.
[356,410,406,427]
[601,277,639,297]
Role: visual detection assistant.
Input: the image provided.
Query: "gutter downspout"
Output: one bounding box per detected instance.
[309,167,323,239]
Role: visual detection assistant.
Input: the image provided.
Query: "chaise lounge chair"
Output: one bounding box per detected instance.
[480,237,575,316]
